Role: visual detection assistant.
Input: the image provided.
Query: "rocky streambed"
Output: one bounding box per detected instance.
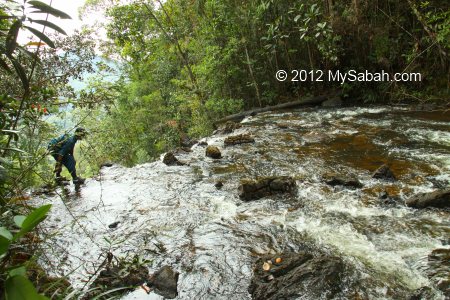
[34,106,449,299]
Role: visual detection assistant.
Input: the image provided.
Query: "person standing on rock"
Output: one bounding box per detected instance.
[48,127,87,185]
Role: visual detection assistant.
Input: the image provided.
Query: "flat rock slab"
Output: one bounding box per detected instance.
[249,252,354,300]
[224,134,255,146]
[406,188,450,209]
[239,176,296,201]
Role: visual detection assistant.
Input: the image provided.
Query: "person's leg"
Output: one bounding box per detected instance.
[61,155,77,180]
[52,154,63,179]
[62,155,85,184]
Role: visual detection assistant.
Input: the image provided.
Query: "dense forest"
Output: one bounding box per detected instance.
[0,0,449,298]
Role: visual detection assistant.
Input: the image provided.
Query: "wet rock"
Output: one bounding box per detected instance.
[147,266,179,299]
[276,123,290,129]
[323,173,363,189]
[427,176,449,189]
[372,164,396,181]
[239,176,296,201]
[426,248,450,297]
[322,96,343,107]
[408,286,436,300]
[406,188,450,209]
[205,145,222,159]
[180,137,198,148]
[378,190,400,205]
[197,141,208,147]
[176,147,192,153]
[108,221,120,229]
[224,134,255,146]
[162,152,185,166]
[249,252,354,300]
[215,181,224,189]
[219,121,242,134]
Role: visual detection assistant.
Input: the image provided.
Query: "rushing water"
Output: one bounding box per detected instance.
[34,106,450,299]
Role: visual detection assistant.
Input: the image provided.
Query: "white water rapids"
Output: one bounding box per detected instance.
[34,106,449,299]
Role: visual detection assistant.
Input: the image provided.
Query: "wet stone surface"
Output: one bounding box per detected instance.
[33,106,450,299]
[224,133,255,146]
[406,188,450,209]
[239,176,297,201]
[249,251,356,300]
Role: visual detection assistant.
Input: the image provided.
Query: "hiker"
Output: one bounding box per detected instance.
[48,127,87,185]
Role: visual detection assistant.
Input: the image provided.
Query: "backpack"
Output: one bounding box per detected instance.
[47,134,69,154]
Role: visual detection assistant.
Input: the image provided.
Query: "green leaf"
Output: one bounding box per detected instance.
[8,266,26,278]
[2,148,27,154]
[24,26,56,48]
[13,204,52,241]
[5,19,21,55]
[0,157,13,166]
[28,1,72,19]
[28,19,67,35]
[1,129,19,134]
[0,235,11,256]
[0,227,13,240]
[5,275,49,300]
[10,58,29,90]
[13,215,26,228]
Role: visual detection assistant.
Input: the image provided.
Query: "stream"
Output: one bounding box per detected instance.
[34,106,450,299]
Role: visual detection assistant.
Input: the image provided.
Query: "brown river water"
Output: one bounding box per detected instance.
[33,106,450,299]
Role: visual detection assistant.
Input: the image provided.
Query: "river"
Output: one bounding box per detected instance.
[34,106,450,299]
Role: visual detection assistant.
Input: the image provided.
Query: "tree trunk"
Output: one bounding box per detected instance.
[244,43,262,107]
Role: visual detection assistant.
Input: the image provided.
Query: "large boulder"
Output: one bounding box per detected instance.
[406,189,450,209]
[239,176,296,201]
[147,266,179,299]
[162,152,185,166]
[372,164,396,181]
[224,134,255,146]
[249,252,354,300]
[323,173,363,189]
[205,145,222,159]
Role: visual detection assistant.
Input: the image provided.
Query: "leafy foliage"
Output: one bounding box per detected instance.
[78,0,449,165]
[1,205,52,300]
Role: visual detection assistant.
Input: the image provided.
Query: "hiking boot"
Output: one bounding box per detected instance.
[55,176,68,184]
[73,177,86,185]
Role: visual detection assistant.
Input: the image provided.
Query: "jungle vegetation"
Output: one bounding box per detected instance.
[0,0,449,298]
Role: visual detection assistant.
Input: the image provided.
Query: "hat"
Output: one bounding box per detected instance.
[75,127,87,136]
